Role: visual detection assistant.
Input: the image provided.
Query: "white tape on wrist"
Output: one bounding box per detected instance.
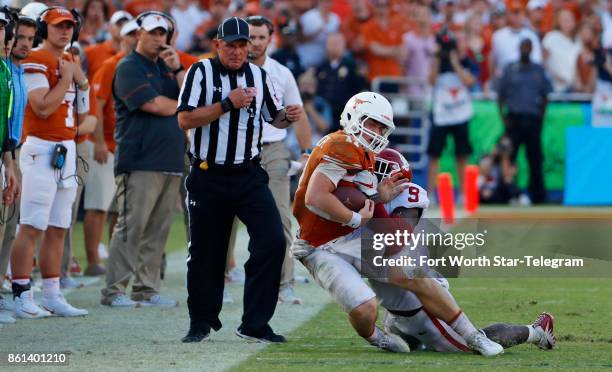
[76,86,90,114]
[344,211,362,229]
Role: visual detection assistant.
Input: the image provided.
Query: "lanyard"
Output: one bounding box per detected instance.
[1,59,13,121]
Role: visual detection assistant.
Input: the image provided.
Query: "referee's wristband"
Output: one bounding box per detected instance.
[343,211,362,229]
[173,65,185,74]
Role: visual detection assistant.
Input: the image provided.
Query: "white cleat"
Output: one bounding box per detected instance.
[278,285,302,305]
[0,311,16,324]
[14,290,51,319]
[41,293,88,317]
[0,296,15,312]
[465,331,504,356]
[375,333,411,353]
[138,295,178,308]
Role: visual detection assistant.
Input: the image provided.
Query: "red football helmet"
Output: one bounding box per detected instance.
[374,148,413,182]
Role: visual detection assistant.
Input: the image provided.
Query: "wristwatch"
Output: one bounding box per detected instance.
[221,97,234,113]
[77,78,89,90]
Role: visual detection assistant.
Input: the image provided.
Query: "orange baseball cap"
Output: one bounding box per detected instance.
[43,7,76,25]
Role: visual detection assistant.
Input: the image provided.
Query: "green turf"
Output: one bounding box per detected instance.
[233,278,612,372]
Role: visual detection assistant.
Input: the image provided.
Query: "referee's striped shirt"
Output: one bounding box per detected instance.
[177,57,282,166]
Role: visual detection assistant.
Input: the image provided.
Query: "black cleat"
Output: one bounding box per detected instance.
[235,326,286,344]
[181,324,211,343]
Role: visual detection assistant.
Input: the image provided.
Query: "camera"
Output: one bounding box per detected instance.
[435,27,457,61]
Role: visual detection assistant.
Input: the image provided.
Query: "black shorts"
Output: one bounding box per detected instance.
[426,121,472,158]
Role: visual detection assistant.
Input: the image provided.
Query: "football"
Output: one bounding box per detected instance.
[332,186,367,212]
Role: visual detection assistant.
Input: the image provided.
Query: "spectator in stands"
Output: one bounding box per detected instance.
[402,5,435,96]
[341,0,371,60]
[463,12,491,92]
[491,0,542,80]
[360,0,404,84]
[85,10,132,79]
[497,39,552,204]
[574,22,597,93]
[316,32,368,132]
[189,26,217,58]
[478,136,521,205]
[526,0,547,38]
[124,0,165,16]
[426,27,476,201]
[79,0,109,46]
[194,0,229,41]
[297,0,340,69]
[543,9,580,92]
[286,70,332,157]
[271,24,304,79]
[171,0,210,52]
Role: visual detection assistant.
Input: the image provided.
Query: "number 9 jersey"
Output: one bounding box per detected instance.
[384,183,429,215]
[22,49,77,142]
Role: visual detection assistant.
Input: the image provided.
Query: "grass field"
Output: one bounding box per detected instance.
[1,207,611,371]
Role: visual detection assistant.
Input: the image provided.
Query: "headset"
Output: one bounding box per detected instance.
[35,6,81,44]
[135,11,175,45]
[1,6,19,47]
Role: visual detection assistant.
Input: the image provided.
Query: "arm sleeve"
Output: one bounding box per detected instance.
[113,62,159,113]
[261,69,283,122]
[177,62,205,112]
[24,73,49,92]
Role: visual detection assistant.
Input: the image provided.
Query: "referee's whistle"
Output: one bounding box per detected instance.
[199,161,209,171]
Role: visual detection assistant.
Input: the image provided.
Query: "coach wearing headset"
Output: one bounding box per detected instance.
[100,12,186,309]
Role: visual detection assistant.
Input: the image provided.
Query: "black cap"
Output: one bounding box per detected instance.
[217,17,249,43]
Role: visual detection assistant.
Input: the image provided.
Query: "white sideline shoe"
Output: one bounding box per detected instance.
[105,294,140,308]
[223,288,234,304]
[14,290,51,319]
[41,293,88,317]
[138,295,178,308]
[0,296,15,311]
[278,285,302,305]
[465,331,504,356]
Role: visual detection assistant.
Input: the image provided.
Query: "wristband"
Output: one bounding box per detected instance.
[77,78,89,90]
[221,97,234,113]
[344,211,362,229]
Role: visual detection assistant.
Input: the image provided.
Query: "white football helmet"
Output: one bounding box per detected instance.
[339,92,395,154]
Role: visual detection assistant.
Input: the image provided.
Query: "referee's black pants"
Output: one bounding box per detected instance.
[185,162,285,333]
[506,113,546,204]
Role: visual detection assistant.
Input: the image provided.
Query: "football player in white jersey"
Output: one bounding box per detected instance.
[369,149,556,353]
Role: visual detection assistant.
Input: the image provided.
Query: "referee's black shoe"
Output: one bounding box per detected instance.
[182,322,211,343]
[235,325,286,344]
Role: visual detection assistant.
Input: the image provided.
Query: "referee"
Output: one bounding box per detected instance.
[177,17,302,343]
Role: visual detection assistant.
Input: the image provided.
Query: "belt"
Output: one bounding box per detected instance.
[262,140,280,146]
[191,156,260,173]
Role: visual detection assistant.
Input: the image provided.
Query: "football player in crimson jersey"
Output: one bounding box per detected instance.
[10,7,91,319]
[369,149,556,353]
[293,92,503,356]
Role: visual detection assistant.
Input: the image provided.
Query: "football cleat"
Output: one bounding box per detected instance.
[14,290,51,319]
[375,332,411,353]
[465,331,504,356]
[41,293,88,317]
[532,312,555,350]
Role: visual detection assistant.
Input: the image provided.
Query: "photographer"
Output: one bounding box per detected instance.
[426,28,476,200]
[478,137,521,205]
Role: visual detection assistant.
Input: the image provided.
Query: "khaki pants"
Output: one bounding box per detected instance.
[61,140,91,278]
[101,171,180,302]
[226,141,295,287]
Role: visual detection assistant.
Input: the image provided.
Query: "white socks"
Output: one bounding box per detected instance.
[366,327,385,345]
[42,277,60,300]
[526,325,538,343]
[450,311,479,338]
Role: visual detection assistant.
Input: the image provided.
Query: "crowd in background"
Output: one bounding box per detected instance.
[0,0,609,325]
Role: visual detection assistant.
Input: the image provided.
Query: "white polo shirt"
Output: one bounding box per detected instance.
[261,56,303,143]
[491,26,542,78]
